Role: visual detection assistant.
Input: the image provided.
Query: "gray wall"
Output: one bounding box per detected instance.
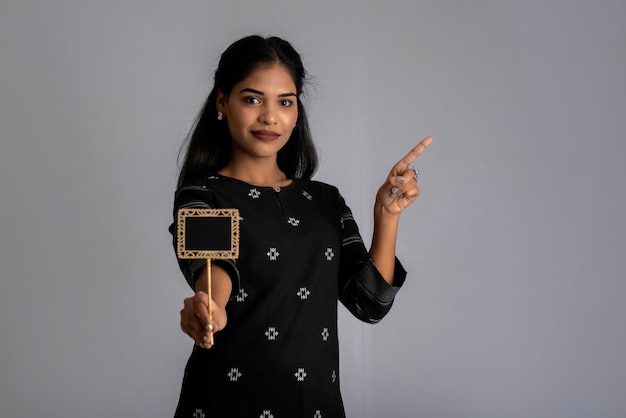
[1,1,625,417]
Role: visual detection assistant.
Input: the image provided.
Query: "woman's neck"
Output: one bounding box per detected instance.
[219,161,288,187]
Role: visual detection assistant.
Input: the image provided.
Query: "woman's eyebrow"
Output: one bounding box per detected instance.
[239,88,296,98]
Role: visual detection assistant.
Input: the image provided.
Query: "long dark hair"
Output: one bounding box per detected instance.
[177,35,318,188]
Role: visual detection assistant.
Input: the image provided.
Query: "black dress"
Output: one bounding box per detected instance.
[171,174,406,418]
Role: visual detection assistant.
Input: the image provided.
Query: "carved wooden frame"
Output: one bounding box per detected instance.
[176,208,240,259]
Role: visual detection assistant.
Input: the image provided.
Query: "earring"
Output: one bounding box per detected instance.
[217,111,224,121]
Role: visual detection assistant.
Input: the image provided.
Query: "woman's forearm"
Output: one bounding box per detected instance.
[369,209,400,285]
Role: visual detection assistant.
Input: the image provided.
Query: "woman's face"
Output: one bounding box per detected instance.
[217,64,298,165]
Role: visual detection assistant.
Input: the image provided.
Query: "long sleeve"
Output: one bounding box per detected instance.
[336,194,407,324]
[168,179,241,295]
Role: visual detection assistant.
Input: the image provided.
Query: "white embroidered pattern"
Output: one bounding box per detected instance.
[248,188,261,199]
[236,288,248,302]
[314,411,323,418]
[265,327,279,341]
[287,217,300,226]
[324,247,334,261]
[321,327,330,341]
[297,287,311,300]
[260,411,274,418]
[302,190,313,200]
[227,368,242,382]
[295,368,307,382]
[332,370,337,383]
[193,409,205,418]
[267,248,279,261]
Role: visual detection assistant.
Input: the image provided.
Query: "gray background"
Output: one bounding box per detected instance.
[1,1,625,417]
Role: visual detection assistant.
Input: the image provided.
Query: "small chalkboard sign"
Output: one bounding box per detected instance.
[176,208,240,346]
[177,208,240,260]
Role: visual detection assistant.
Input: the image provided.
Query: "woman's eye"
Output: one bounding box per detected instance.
[279,99,294,107]
[244,97,261,104]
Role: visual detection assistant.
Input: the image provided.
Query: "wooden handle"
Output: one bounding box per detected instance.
[207,259,214,346]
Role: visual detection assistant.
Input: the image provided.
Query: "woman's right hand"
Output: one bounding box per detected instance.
[180,291,228,349]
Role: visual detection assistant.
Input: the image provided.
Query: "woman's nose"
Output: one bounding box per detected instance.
[259,105,277,125]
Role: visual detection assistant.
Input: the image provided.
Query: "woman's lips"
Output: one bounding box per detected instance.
[251,130,280,141]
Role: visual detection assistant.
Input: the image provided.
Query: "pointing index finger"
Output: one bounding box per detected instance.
[398,136,433,168]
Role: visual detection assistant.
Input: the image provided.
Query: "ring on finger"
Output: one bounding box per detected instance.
[390,187,399,198]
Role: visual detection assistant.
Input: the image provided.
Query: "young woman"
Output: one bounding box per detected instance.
[170,35,432,417]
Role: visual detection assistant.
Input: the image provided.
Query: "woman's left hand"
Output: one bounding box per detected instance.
[375,136,433,216]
